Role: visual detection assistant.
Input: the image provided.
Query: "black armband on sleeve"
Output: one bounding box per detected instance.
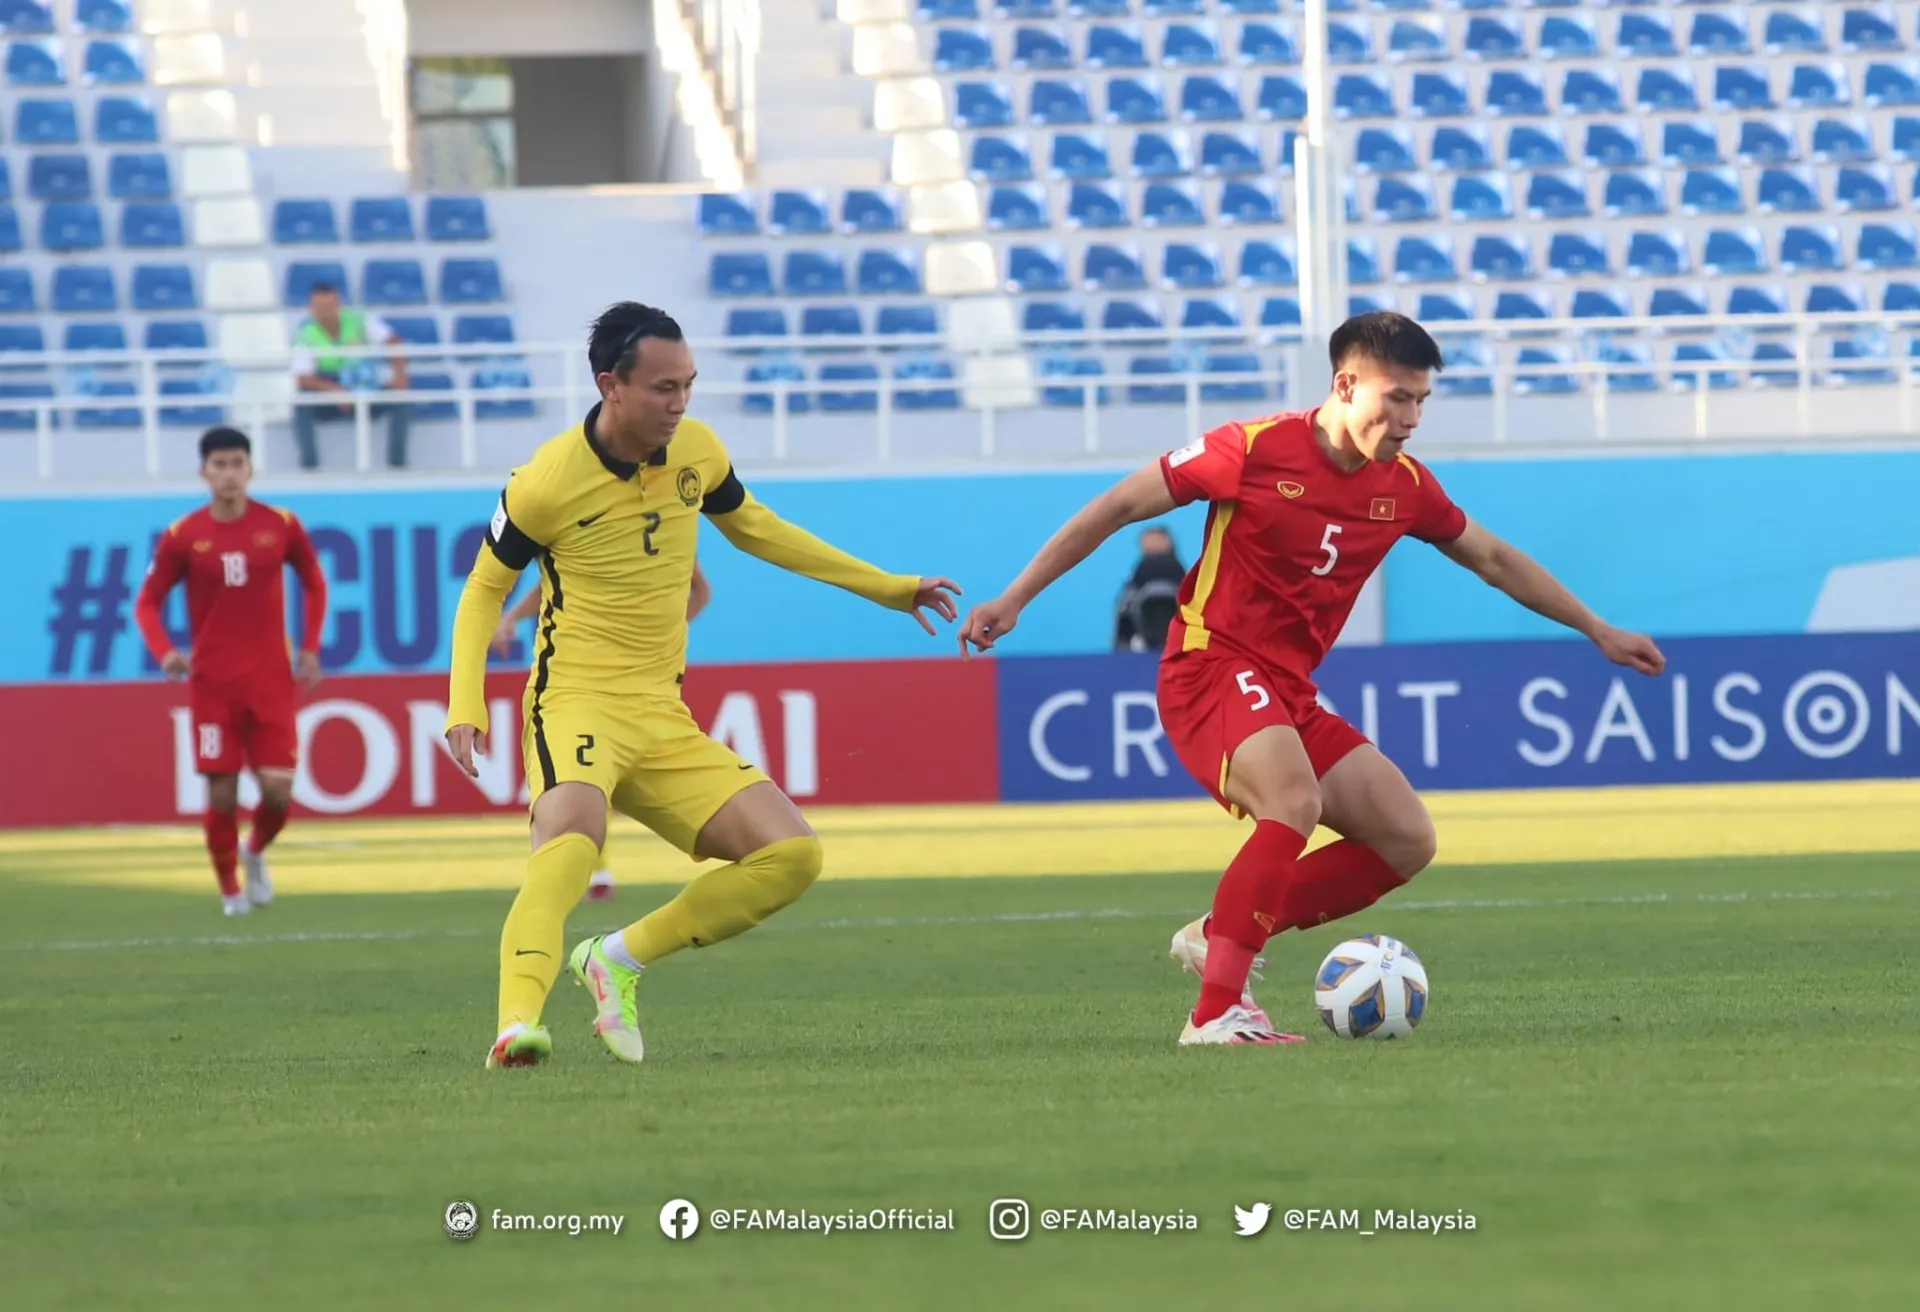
[701,466,748,516]
[485,489,541,570]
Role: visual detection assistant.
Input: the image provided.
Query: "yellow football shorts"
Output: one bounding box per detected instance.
[521,687,770,856]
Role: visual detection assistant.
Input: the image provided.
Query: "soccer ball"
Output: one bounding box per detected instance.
[1314,935,1429,1039]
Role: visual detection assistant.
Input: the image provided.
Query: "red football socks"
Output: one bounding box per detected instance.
[1194,819,1309,1026]
[204,810,240,897]
[248,803,289,856]
[1281,840,1408,932]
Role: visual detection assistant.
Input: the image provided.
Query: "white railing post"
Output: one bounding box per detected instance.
[876,373,893,462]
[981,401,996,459]
[353,396,372,472]
[772,386,789,461]
[140,356,161,478]
[1082,377,1098,453]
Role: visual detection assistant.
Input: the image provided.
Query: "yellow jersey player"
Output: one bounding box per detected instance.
[446,302,960,1069]
[491,559,713,901]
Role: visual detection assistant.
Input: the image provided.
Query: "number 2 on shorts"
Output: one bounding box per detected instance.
[1236,670,1271,711]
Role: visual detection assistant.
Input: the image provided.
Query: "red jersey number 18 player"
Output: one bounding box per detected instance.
[135,427,329,917]
[959,313,1666,1047]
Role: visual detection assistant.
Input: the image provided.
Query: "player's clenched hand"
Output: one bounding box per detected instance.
[160,650,190,681]
[909,577,962,636]
[1595,625,1666,677]
[958,596,1021,658]
[445,724,489,779]
[294,649,324,692]
[489,618,519,657]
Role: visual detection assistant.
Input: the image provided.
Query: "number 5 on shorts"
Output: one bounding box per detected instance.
[1236,670,1271,711]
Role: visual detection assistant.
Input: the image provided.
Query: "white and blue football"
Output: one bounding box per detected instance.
[1314,934,1430,1039]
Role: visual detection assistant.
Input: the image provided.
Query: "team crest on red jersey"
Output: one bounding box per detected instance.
[192,539,213,552]
[1277,481,1305,499]
[1370,497,1396,521]
[254,532,279,547]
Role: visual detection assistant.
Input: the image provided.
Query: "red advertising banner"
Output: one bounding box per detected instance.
[0,659,998,828]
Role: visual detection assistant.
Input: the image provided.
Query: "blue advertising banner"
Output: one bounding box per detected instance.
[995,633,1920,801]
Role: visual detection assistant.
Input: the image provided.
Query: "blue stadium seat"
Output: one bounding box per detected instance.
[1463,14,1522,61]
[893,357,961,411]
[383,315,441,356]
[1584,122,1644,168]
[1514,346,1579,396]
[93,95,154,143]
[1592,342,1659,394]
[1604,169,1667,218]
[780,250,846,296]
[1198,352,1266,404]
[1347,236,1381,285]
[1038,355,1108,409]
[1638,67,1700,113]
[1507,123,1568,170]
[1863,62,1920,106]
[1067,180,1128,227]
[1691,11,1752,56]
[0,267,33,312]
[1386,17,1446,62]
[1322,17,1368,64]
[0,158,8,200]
[1374,174,1435,221]
[1837,164,1896,210]
[131,265,191,311]
[956,81,1015,128]
[473,358,536,420]
[39,202,100,251]
[1538,15,1597,61]
[63,320,124,351]
[273,199,338,244]
[1703,227,1767,274]
[1715,65,1774,112]
[724,307,787,353]
[425,196,489,241]
[1895,116,1920,159]
[1628,230,1689,278]
[77,0,127,31]
[1547,231,1609,277]
[1884,280,1920,312]
[7,37,64,85]
[1649,285,1710,324]
[3,1,54,35]
[934,26,996,72]
[1417,291,1474,325]
[1050,131,1110,179]
[364,259,428,307]
[1238,237,1295,286]
[1450,172,1512,220]
[1470,233,1531,280]
[1408,70,1469,117]
[1354,127,1415,173]
[1125,355,1187,405]
[1084,241,1147,290]
[82,37,140,83]
[15,95,75,143]
[1842,8,1902,53]
[877,305,940,343]
[1023,300,1085,335]
[1257,295,1302,342]
[1332,72,1393,118]
[1131,130,1190,178]
[1811,117,1873,162]
[1179,295,1239,330]
[72,378,142,430]
[798,304,862,351]
[1141,0,1204,15]
[121,201,183,248]
[1780,223,1843,271]
[1806,282,1866,318]
[1236,19,1295,66]
[1662,121,1722,167]
[856,248,920,295]
[1102,297,1164,338]
[28,152,89,200]
[1727,283,1789,323]
[1756,166,1818,212]
[285,260,348,306]
[972,133,1034,182]
[1828,335,1896,386]
[1180,73,1239,121]
[990,182,1052,228]
[452,315,516,348]
[1570,287,1628,324]
[1486,70,1546,117]
[1084,23,1145,69]
[1140,180,1203,226]
[769,189,832,236]
[54,264,115,312]
[1618,12,1677,59]
[1032,77,1093,124]
[1435,339,1493,398]
[1738,119,1798,165]
[1162,241,1222,289]
[1274,127,1301,174]
[740,356,810,416]
[1163,22,1223,66]
[1199,129,1261,176]
[1393,234,1455,282]
[697,193,758,236]
[1430,125,1492,171]
[1562,68,1624,116]
[1014,25,1073,70]
[0,323,45,355]
[0,203,18,252]
[916,0,977,15]
[157,376,227,428]
[1008,243,1069,292]
[1218,178,1281,224]
[0,380,56,430]
[1789,62,1849,109]
[1749,342,1803,387]
[1765,10,1827,55]
[1526,171,1588,219]
[842,188,904,234]
[1681,167,1744,214]
[709,251,774,296]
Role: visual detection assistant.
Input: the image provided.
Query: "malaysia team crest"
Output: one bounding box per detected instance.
[676,467,703,507]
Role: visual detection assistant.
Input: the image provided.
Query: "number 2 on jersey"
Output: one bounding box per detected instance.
[1311,523,1343,577]
[641,512,661,557]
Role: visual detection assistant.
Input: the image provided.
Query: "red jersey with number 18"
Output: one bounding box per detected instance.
[1157,408,1466,674]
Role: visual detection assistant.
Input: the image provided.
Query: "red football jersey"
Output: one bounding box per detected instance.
[1158,408,1466,672]
[135,501,328,694]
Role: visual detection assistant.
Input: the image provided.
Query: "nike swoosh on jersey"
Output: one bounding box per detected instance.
[514,948,552,957]
[577,509,611,527]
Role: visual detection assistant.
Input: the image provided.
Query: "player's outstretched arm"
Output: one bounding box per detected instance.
[134,525,191,679]
[704,480,958,634]
[1439,518,1666,676]
[285,515,329,691]
[959,462,1175,657]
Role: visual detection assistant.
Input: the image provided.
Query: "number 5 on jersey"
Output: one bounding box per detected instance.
[1311,524,1343,577]
[1236,670,1271,711]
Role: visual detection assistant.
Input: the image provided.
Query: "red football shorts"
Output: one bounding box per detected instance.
[1157,648,1369,811]
[189,685,298,776]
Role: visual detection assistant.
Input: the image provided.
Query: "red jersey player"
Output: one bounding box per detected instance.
[959,313,1665,1047]
[135,427,329,917]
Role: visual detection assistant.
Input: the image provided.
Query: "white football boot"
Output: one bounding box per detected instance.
[1168,916,1273,1030]
[243,849,274,907]
[1178,1004,1305,1047]
[221,892,251,917]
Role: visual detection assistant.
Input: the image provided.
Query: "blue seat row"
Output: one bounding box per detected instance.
[0,151,172,199]
[282,258,506,308]
[697,189,905,237]
[0,317,210,351]
[3,36,148,85]
[1002,237,1298,291]
[965,125,1298,180]
[9,94,158,143]
[0,261,504,314]
[741,356,966,414]
[919,1,1297,20]
[723,303,944,349]
[1351,116,1920,172]
[1,1,131,36]
[1350,163,1920,222]
[269,195,492,244]
[709,248,926,298]
[981,177,1285,228]
[0,199,186,251]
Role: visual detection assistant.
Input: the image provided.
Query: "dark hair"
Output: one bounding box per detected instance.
[199,426,251,460]
[308,282,339,298]
[1329,311,1445,374]
[589,301,684,378]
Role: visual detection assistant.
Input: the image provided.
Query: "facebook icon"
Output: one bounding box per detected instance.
[658,1199,701,1240]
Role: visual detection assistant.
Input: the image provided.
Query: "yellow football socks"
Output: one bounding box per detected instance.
[497,832,599,1031]
[619,836,824,966]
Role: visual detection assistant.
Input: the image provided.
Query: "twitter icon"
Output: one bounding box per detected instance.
[1233,1203,1271,1237]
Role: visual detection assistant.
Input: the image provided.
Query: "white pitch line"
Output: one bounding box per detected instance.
[0,887,1905,955]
